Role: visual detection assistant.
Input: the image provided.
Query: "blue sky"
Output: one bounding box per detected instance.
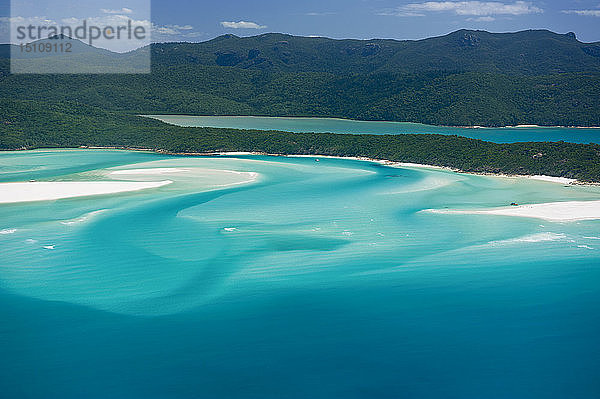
[151,0,600,43]
[2,0,600,46]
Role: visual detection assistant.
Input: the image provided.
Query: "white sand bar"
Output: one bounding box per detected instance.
[528,175,576,184]
[109,168,190,175]
[425,200,600,222]
[0,181,172,204]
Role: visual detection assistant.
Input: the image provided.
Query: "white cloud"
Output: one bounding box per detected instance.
[58,15,146,27]
[152,24,197,35]
[151,23,204,41]
[101,8,133,14]
[387,1,543,17]
[467,16,496,21]
[183,31,205,38]
[154,26,179,35]
[220,21,267,29]
[6,15,151,52]
[61,17,80,24]
[8,16,57,25]
[562,9,600,17]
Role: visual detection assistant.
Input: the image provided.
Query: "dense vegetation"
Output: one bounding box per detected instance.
[1,29,600,126]
[2,100,599,181]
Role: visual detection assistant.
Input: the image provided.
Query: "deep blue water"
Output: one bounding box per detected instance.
[146,115,600,144]
[1,150,599,398]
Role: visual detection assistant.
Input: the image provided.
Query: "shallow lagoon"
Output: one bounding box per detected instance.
[1,149,599,398]
[147,115,600,144]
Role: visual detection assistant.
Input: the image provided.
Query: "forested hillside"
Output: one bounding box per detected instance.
[148,29,600,75]
[1,29,599,126]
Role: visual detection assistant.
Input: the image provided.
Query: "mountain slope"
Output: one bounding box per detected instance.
[3,35,149,73]
[0,29,599,126]
[148,29,600,75]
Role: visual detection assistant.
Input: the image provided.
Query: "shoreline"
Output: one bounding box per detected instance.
[0,146,600,187]
[1,146,595,185]
[467,124,600,129]
[268,154,583,185]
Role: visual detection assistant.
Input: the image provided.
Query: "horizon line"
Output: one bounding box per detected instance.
[1,27,597,54]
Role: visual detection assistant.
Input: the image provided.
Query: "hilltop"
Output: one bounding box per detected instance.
[148,29,600,75]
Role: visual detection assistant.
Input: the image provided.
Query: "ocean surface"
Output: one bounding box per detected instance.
[146,115,600,144]
[1,149,600,398]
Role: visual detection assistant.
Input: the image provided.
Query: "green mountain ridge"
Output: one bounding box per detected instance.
[147,29,600,75]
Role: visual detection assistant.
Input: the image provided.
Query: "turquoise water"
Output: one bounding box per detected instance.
[146,115,600,144]
[1,149,600,398]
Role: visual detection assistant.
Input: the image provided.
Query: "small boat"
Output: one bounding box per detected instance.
[510,202,519,206]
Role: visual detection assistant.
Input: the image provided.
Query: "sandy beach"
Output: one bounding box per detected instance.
[287,154,578,183]
[424,200,600,222]
[527,175,576,184]
[0,181,173,204]
[0,163,264,205]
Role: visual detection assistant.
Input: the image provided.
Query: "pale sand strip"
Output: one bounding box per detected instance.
[110,167,259,188]
[109,168,191,175]
[288,155,580,183]
[214,171,259,187]
[424,200,600,222]
[0,181,172,204]
[528,175,576,184]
